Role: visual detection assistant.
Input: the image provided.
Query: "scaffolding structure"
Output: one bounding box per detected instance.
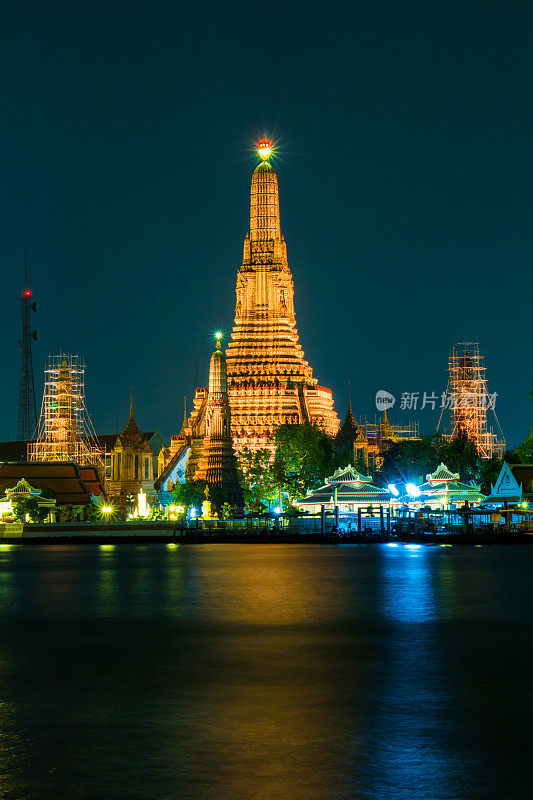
[438,342,505,459]
[28,354,105,470]
[362,418,420,444]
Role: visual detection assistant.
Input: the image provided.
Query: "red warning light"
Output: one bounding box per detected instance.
[24,290,31,297]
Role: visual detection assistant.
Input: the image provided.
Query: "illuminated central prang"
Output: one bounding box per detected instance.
[224,144,340,453]
[257,138,272,160]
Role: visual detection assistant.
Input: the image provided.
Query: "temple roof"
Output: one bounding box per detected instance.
[153,440,190,491]
[296,463,390,507]
[426,463,460,483]
[297,483,389,505]
[5,477,41,497]
[335,399,366,446]
[378,408,394,438]
[328,465,373,484]
[114,399,152,451]
[0,462,103,505]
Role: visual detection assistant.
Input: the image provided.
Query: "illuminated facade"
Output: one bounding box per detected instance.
[438,342,505,459]
[294,465,393,514]
[416,463,485,509]
[225,144,339,452]
[157,142,340,489]
[155,340,242,503]
[106,399,156,508]
[195,336,243,505]
[28,355,105,472]
[335,403,419,471]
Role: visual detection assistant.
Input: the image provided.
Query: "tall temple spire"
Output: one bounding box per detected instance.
[224,140,339,452]
[249,161,281,244]
[195,335,243,505]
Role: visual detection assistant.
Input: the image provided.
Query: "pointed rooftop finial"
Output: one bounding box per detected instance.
[183,395,187,427]
[257,138,273,161]
[129,387,134,417]
[347,380,352,415]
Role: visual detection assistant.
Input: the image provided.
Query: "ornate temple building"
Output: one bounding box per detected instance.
[105,399,157,508]
[155,338,242,506]
[195,336,243,505]
[335,401,419,471]
[225,141,339,452]
[157,141,340,491]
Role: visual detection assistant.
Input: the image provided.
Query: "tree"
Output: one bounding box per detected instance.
[237,447,277,512]
[271,424,335,505]
[437,430,480,483]
[172,480,206,511]
[508,385,533,464]
[512,439,533,464]
[61,505,83,522]
[380,431,485,488]
[479,454,504,495]
[11,499,31,523]
[379,434,443,486]
[148,505,165,521]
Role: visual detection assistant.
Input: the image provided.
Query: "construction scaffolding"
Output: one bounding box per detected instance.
[28,354,105,471]
[362,417,420,444]
[438,342,505,459]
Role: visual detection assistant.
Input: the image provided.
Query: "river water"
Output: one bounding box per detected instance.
[0,542,531,799]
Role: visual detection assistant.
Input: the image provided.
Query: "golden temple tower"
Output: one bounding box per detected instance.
[195,335,243,505]
[226,140,339,452]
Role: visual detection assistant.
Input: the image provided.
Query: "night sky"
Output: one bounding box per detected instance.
[2,0,531,447]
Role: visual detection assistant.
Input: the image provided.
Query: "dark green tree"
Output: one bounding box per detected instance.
[437,430,480,483]
[172,480,226,514]
[479,454,504,494]
[61,504,83,522]
[271,424,335,505]
[237,447,277,513]
[172,480,205,510]
[379,434,443,486]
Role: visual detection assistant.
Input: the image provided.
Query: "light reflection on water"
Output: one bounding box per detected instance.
[0,543,531,799]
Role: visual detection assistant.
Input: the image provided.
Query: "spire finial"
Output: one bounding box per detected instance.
[129,387,134,418]
[214,330,223,351]
[347,380,352,415]
[257,138,273,161]
[183,395,187,427]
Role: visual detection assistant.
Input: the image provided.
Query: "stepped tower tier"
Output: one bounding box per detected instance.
[195,337,243,506]
[225,145,339,452]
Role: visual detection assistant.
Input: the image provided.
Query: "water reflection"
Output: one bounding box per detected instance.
[380,542,437,623]
[0,544,530,799]
[359,544,480,799]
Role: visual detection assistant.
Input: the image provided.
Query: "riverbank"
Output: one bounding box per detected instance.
[0,521,531,545]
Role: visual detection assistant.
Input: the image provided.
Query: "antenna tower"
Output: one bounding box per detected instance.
[17,263,38,440]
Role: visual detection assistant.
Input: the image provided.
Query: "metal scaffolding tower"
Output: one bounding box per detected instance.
[17,266,38,440]
[28,354,105,470]
[438,342,505,459]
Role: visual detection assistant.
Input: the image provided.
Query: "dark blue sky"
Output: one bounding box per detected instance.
[1,0,531,447]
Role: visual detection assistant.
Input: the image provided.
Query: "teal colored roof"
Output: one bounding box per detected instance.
[328,465,372,484]
[426,463,460,483]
